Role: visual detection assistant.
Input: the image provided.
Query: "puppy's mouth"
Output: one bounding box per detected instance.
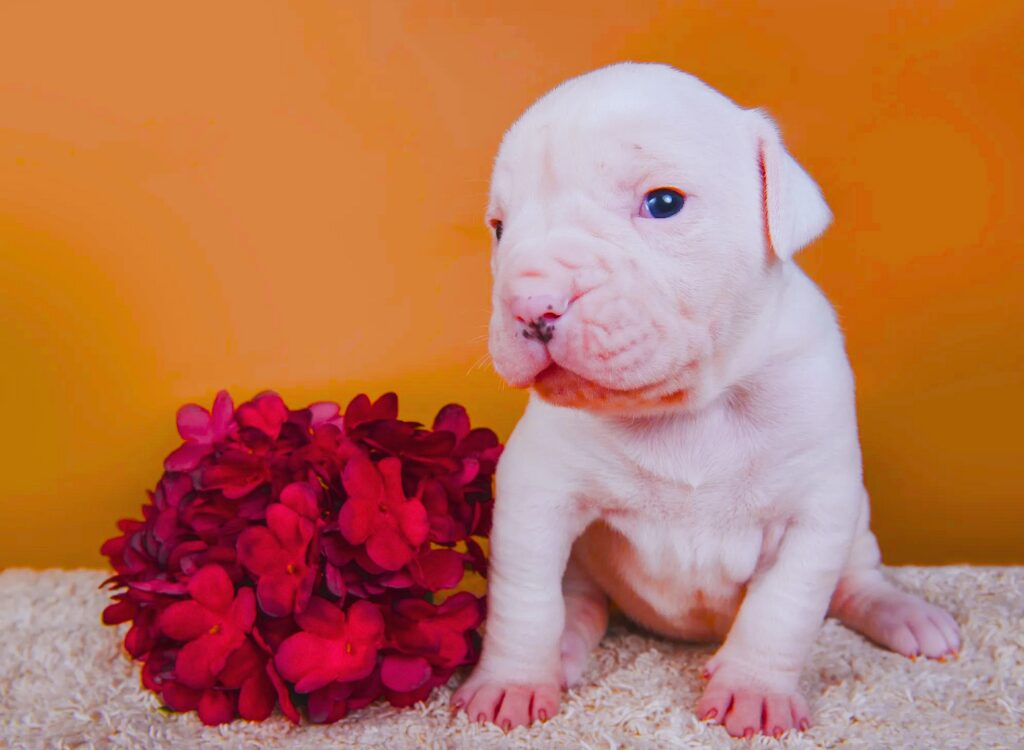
[532,363,688,412]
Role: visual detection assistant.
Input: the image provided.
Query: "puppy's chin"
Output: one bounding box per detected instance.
[531,364,689,415]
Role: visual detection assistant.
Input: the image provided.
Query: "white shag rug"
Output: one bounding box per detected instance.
[0,567,1021,750]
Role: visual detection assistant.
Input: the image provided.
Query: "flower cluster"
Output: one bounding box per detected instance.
[101,390,499,725]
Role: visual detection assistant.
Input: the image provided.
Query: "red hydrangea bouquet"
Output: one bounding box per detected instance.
[101,390,499,725]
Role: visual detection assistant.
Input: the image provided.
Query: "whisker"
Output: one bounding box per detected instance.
[467,351,493,375]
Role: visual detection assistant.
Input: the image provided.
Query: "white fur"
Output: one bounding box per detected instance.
[455,62,959,738]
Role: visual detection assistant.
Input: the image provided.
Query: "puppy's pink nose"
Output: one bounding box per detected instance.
[509,294,570,324]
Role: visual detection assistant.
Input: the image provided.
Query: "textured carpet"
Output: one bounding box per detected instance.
[0,567,1021,750]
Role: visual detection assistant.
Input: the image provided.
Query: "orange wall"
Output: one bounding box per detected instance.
[1,2,1021,568]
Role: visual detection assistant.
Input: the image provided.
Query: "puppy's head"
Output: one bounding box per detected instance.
[487,62,831,415]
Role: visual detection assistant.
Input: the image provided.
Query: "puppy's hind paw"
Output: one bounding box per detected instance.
[834,587,961,660]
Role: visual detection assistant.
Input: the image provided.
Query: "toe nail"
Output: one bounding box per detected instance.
[799,719,810,731]
[773,727,783,738]
[744,727,755,738]
[703,708,717,721]
[476,713,487,724]
[501,719,511,732]
[538,709,548,722]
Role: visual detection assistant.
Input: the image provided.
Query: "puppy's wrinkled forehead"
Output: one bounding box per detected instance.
[489,63,749,212]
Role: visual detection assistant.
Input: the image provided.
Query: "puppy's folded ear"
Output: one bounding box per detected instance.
[748,108,832,261]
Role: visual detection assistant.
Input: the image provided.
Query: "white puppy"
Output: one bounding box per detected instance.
[452,62,960,738]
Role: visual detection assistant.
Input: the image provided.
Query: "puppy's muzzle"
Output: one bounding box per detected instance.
[511,294,570,344]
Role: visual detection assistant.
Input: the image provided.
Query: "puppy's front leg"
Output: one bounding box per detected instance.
[698,509,854,738]
[452,441,584,730]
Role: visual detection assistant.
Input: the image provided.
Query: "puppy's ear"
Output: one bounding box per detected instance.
[748,108,832,261]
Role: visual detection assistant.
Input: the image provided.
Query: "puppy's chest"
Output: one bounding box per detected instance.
[589,411,779,520]
[577,408,788,584]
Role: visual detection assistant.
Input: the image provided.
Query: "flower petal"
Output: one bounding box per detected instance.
[161,680,202,711]
[176,404,212,443]
[176,634,235,689]
[343,393,372,428]
[210,390,236,442]
[273,632,338,694]
[307,683,350,724]
[366,526,414,571]
[432,404,470,440]
[337,496,375,545]
[155,474,193,509]
[164,442,212,472]
[187,565,235,611]
[370,392,399,420]
[124,618,158,658]
[380,654,432,692]
[412,548,464,591]
[455,458,480,486]
[102,600,135,625]
[325,565,347,598]
[346,600,385,643]
[256,573,298,618]
[438,591,486,630]
[266,661,300,724]
[280,482,319,519]
[237,527,289,578]
[341,455,383,500]
[197,688,236,725]
[229,587,256,632]
[237,671,276,722]
[295,569,316,613]
[294,596,346,638]
[266,504,313,555]
[377,457,405,498]
[159,600,216,641]
[200,451,267,496]
[309,401,341,427]
[237,392,288,440]
[127,578,188,595]
[396,500,429,548]
[218,639,264,688]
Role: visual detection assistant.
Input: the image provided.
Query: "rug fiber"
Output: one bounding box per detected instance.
[1,566,1021,749]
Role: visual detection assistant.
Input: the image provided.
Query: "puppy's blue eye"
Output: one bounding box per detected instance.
[642,188,685,219]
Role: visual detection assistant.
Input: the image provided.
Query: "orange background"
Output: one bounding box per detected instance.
[1,2,1021,569]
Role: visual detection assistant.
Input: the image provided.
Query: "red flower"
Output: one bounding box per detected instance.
[164,390,237,472]
[388,592,483,670]
[408,547,465,591]
[236,484,319,617]
[236,391,289,440]
[306,670,382,724]
[337,456,428,571]
[343,392,398,431]
[308,401,345,429]
[274,597,385,692]
[380,592,484,706]
[157,565,255,689]
[102,390,496,726]
[199,450,270,499]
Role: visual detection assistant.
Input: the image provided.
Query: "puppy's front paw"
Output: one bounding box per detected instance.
[697,660,810,738]
[452,669,562,730]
